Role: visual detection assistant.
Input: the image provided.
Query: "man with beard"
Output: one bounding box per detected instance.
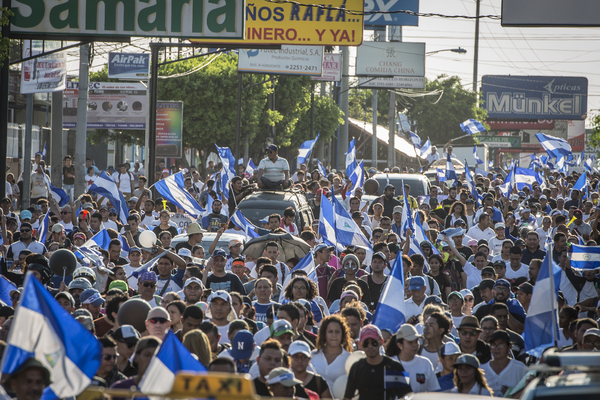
[368,184,402,219]
[4,358,51,400]
[182,277,203,306]
[201,198,228,232]
[474,279,526,335]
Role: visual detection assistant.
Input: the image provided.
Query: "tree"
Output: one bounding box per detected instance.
[589,114,600,157]
[0,7,13,67]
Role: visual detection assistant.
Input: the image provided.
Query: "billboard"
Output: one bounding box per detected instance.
[190,0,363,46]
[312,54,341,82]
[108,53,150,80]
[364,0,419,26]
[486,120,555,130]
[358,76,425,89]
[63,82,147,130]
[238,46,323,76]
[9,0,244,39]
[156,102,184,158]
[502,0,600,27]
[355,42,425,77]
[20,40,66,94]
[481,76,588,120]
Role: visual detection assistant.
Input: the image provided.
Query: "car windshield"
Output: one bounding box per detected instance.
[373,176,429,197]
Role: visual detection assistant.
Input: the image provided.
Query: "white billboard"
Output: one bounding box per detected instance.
[502,0,600,26]
[355,42,425,77]
[238,46,323,76]
[358,76,425,89]
[20,40,66,94]
[312,54,341,82]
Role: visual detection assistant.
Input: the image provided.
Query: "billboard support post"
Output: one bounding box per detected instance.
[339,47,349,171]
[74,44,90,199]
[23,94,33,209]
[0,0,10,200]
[473,0,480,91]
[148,44,160,186]
[235,72,242,162]
[51,91,63,187]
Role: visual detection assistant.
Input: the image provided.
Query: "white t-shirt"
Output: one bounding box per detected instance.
[462,262,483,290]
[451,382,491,396]
[504,264,529,280]
[59,221,74,233]
[258,157,290,182]
[122,264,140,290]
[487,236,505,256]
[216,322,231,344]
[560,270,578,306]
[480,358,526,395]
[155,277,181,295]
[396,355,441,393]
[404,296,427,319]
[112,172,134,193]
[467,225,496,243]
[310,349,350,390]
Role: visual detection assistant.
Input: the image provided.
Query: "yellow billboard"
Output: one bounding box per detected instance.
[190,0,364,46]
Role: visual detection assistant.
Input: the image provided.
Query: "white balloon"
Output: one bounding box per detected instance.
[331,375,359,400]
[344,350,366,373]
[139,230,157,248]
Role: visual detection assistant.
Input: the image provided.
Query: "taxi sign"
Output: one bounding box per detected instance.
[169,372,256,399]
[190,0,363,46]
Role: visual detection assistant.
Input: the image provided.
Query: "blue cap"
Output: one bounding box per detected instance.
[109,208,118,214]
[409,276,426,291]
[129,247,141,254]
[80,289,105,307]
[230,330,254,360]
[212,249,227,259]
[20,210,32,220]
[314,243,333,253]
[368,168,377,173]
[108,166,114,169]
[259,216,269,224]
[139,271,157,283]
[494,278,511,289]
[266,144,279,152]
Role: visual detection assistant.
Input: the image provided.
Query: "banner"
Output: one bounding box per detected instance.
[312,54,341,82]
[20,40,66,94]
[108,53,150,80]
[156,101,184,158]
[355,42,425,77]
[238,46,323,76]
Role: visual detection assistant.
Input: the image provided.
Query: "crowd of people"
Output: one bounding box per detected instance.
[2,144,600,400]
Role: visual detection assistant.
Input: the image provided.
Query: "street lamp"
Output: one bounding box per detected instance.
[426,48,467,55]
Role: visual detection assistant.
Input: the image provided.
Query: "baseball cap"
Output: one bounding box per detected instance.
[109,208,118,215]
[288,341,312,358]
[129,197,138,203]
[393,206,403,214]
[384,184,395,191]
[315,243,334,253]
[481,267,495,276]
[73,233,86,241]
[266,368,302,387]
[100,205,109,211]
[440,341,461,357]
[146,307,170,321]
[162,169,170,174]
[467,239,478,246]
[80,289,104,307]
[448,291,464,302]
[108,280,128,293]
[212,249,227,259]
[270,320,294,337]
[494,279,511,289]
[453,218,466,227]
[517,282,533,295]
[229,239,242,248]
[359,324,383,343]
[139,271,158,283]
[396,324,423,341]
[574,209,583,218]
[184,277,203,289]
[423,296,446,308]
[372,251,387,262]
[583,328,600,338]
[230,330,255,360]
[259,216,270,224]
[458,316,481,331]
[178,248,192,258]
[490,330,512,344]
[453,354,480,369]
[510,194,519,200]
[408,276,426,291]
[266,144,279,152]
[460,289,474,299]
[208,290,232,305]
[82,202,94,209]
[55,291,75,306]
[129,247,141,255]
[51,224,63,233]
[113,325,141,344]
[20,210,32,220]
[72,308,92,319]
[494,222,505,230]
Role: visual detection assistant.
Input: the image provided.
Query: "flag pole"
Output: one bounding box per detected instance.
[548,243,559,348]
[449,133,471,143]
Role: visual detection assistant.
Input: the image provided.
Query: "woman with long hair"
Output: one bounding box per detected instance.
[283,276,328,324]
[427,254,451,302]
[445,201,467,229]
[310,315,352,390]
[451,354,493,396]
[166,300,186,332]
[183,329,213,367]
[558,306,579,347]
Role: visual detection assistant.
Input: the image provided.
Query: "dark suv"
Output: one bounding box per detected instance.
[237,189,314,231]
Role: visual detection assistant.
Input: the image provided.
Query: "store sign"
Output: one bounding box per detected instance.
[238,46,323,76]
[156,101,184,158]
[358,76,425,89]
[63,82,147,130]
[479,136,522,148]
[191,0,363,45]
[486,120,555,130]
[108,52,150,80]
[355,42,425,77]
[364,0,419,26]
[482,75,588,120]
[10,0,244,39]
[312,54,341,82]
[20,40,66,94]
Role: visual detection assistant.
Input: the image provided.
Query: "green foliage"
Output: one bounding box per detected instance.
[0,7,14,67]
[292,94,345,149]
[589,114,600,156]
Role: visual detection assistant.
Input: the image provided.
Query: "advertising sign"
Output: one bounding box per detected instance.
[502,0,600,27]
[358,76,425,89]
[364,0,419,26]
[238,46,323,76]
[481,75,588,120]
[108,53,150,80]
[479,136,522,148]
[20,40,66,94]
[9,0,244,39]
[486,120,555,130]
[156,101,183,158]
[170,213,195,230]
[312,54,341,82]
[63,82,147,130]
[355,42,425,77]
[190,0,363,46]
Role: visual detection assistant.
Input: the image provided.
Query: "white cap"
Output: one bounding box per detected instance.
[288,341,312,357]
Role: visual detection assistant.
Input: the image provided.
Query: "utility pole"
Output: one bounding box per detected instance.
[371,28,386,169]
[339,47,350,171]
[473,0,481,91]
[23,94,33,209]
[51,91,63,187]
[388,26,401,168]
[74,44,90,199]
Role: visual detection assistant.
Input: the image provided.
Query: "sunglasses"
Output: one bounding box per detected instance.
[20,229,31,233]
[142,282,156,288]
[102,354,118,360]
[362,339,379,347]
[60,211,69,214]
[148,317,169,324]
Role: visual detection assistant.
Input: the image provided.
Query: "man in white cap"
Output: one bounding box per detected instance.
[208,290,234,344]
[182,277,203,306]
[393,324,440,393]
[266,367,303,398]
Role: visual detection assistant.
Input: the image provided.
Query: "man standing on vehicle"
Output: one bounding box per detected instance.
[257,145,291,190]
[368,184,402,219]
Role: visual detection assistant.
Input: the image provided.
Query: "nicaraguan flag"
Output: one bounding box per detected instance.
[572,172,587,192]
[347,160,365,196]
[0,276,16,305]
[43,174,69,207]
[231,210,259,239]
[298,132,320,164]
[577,150,584,167]
[536,133,572,160]
[372,250,406,333]
[584,156,594,172]
[445,153,457,181]
[244,159,256,179]
[524,250,562,358]
[88,171,129,224]
[436,168,447,182]
[501,165,543,196]
[83,229,111,250]
[41,142,47,160]
[409,131,421,149]
[282,252,317,294]
[139,330,206,395]
[154,172,205,218]
[459,118,486,135]
[400,181,413,240]
[345,138,357,178]
[38,211,50,244]
[414,213,438,255]
[419,139,431,158]
[570,244,600,270]
[131,250,170,278]
[473,146,484,165]
[318,194,338,249]
[73,246,105,269]
[332,195,372,250]
[1,273,102,400]
[384,369,410,388]
[463,160,482,206]
[216,144,236,201]
[317,159,327,177]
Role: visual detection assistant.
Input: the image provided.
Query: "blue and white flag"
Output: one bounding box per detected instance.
[131,250,170,278]
[384,368,410,389]
[572,172,587,192]
[473,146,484,165]
[298,132,320,164]
[436,168,447,182]
[464,160,481,206]
[414,214,438,255]
[83,229,111,250]
[282,251,317,293]
[41,142,47,160]
[459,119,486,135]
[500,165,543,196]
[585,157,594,173]
[87,171,129,223]
[0,276,16,305]
[577,150,585,167]
[530,154,542,169]
[231,210,259,239]
[119,233,130,255]
[38,211,50,244]
[440,227,466,238]
[74,246,105,269]
[139,330,206,395]
[318,195,338,249]
[345,138,357,178]
[154,172,205,218]
[419,139,431,158]
[347,160,365,196]
[216,145,236,201]
[536,133,573,160]
[317,159,327,177]
[409,131,421,149]
[244,159,257,179]
[524,250,561,358]
[42,174,69,207]
[400,181,413,241]
[1,273,102,400]
[372,251,406,333]
[489,160,493,169]
[331,195,372,250]
[445,153,457,181]
[570,244,600,270]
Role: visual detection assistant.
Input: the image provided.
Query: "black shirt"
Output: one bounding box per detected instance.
[153,225,179,239]
[253,378,271,397]
[327,277,371,306]
[205,272,246,294]
[345,356,411,400]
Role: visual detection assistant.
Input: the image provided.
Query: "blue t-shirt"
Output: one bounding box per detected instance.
[437,373,455,392]
[253,301,279,323]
